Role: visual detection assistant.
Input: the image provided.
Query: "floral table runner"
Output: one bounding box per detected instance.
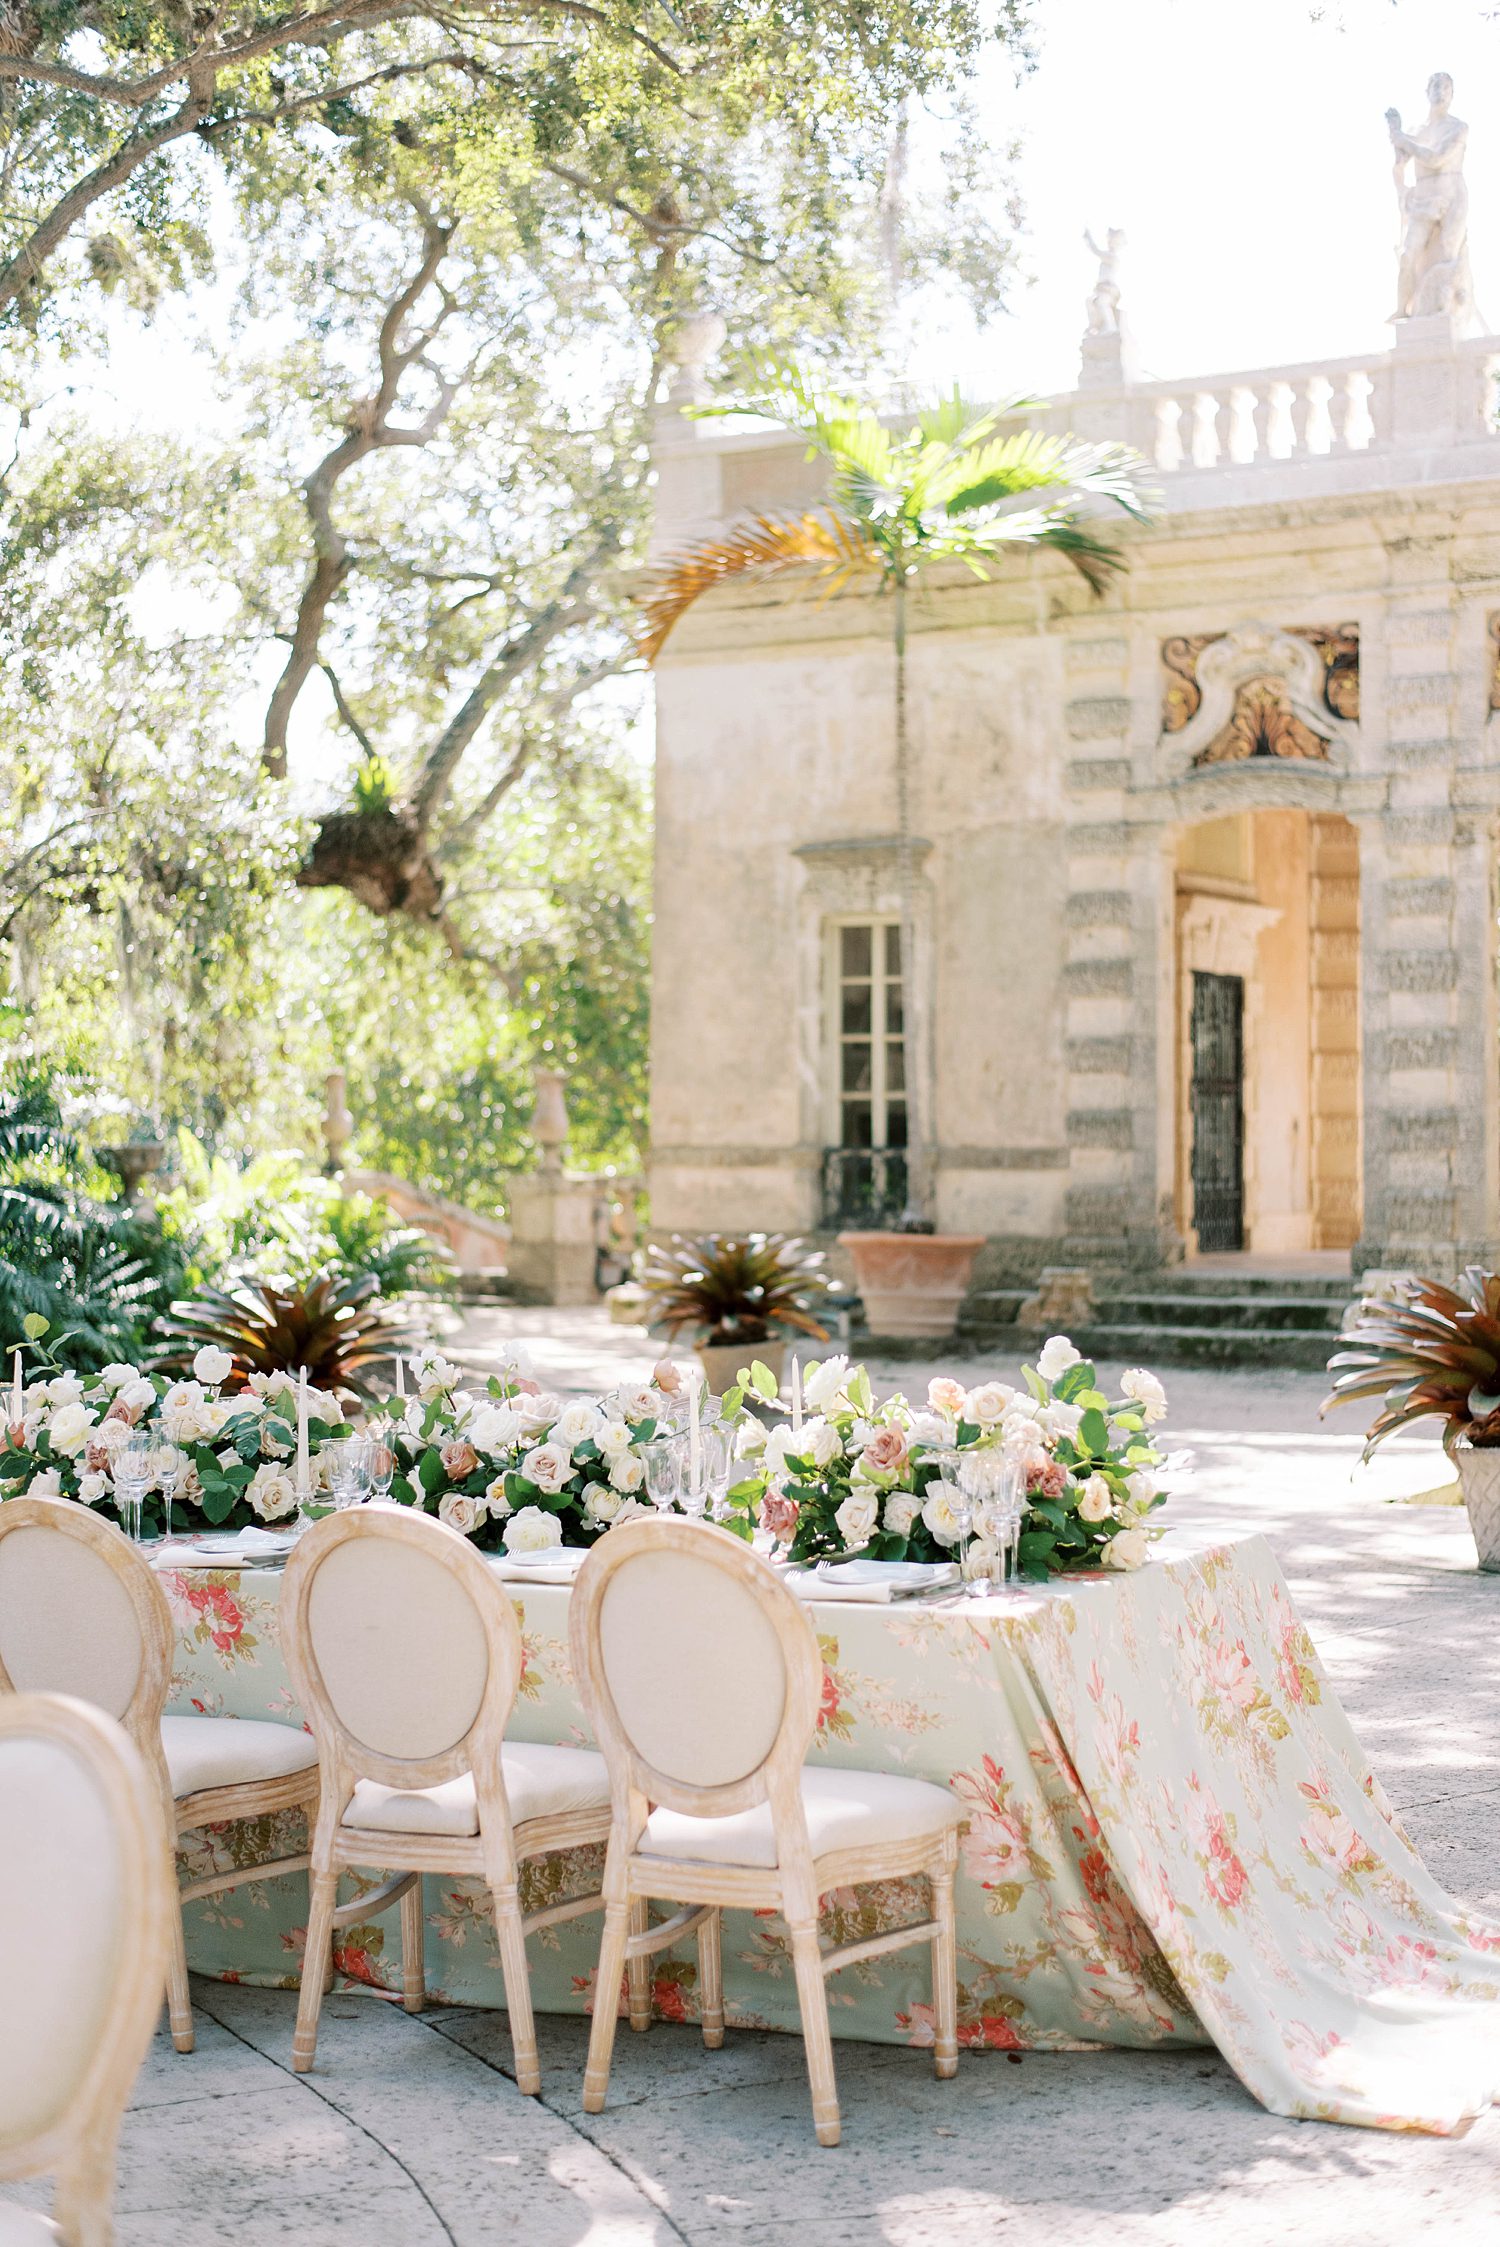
[165,1530,1499,2132]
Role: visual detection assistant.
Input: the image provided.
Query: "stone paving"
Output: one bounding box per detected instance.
[7,1309,1499,2245]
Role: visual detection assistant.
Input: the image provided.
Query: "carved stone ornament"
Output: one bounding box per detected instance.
[1161,622,1359,772]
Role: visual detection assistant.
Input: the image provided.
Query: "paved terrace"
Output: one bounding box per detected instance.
[7,1309,1498,2245]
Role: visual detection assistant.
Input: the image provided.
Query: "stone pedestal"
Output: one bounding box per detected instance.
[1388,312,1467,447]
[506,1171,600,1306]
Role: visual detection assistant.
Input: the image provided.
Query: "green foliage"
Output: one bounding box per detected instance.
[640,1232,833,1346]
[153,1271,424,1398]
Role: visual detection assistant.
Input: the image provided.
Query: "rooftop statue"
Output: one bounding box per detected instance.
[1386,73,1471,323]
[1083,226,1126,336]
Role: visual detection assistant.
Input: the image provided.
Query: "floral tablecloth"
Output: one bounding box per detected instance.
[165,1530,1499,2133]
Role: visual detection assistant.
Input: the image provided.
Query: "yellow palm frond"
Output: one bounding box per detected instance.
[635,509,881,662]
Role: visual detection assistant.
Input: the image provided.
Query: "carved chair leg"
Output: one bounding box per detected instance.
[697,1906,725,2050]
[582,1902,631,2116]
[401,1875,426,2014]
[164,1884,195,2055]
[930,1850,958,2081]
[788,1921,841,2148]
[292,1868,339,2074]
[626,1896,652,2032]
[491,1882,540,2096]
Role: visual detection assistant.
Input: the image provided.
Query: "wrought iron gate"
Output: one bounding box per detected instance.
[1190,970,1244,1251]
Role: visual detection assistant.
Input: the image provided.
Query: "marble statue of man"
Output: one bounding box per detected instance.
[1386,73,1470,322]
[1083,227,1126,335]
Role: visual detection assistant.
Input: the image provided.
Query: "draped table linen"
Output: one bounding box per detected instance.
[163,1529,1498,2133]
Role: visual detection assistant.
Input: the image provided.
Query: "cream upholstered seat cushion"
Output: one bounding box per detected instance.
[345,1741,611,1839]
[0,2203,59,2243]
[640,1765,962,1871]
[161,1714,318,1799]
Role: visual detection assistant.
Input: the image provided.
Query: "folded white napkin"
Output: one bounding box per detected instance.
[150,1525,295,1570]
[489,1546,587,1586]
[784,1559,959,1604]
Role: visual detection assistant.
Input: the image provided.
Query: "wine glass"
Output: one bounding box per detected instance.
[114,1432,152,1543]
[642,1436,684,1517]
[328,1434,373,1510]
[700,1423,735,1522]
[367,1428,396,1504]
[152,1442,187,1542]
[925,1444,973,1579]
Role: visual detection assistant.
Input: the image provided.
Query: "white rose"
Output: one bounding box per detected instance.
[403,1397,429,1438]
[1103,1526,1151,1571]
[99,1363,136,1390]
[119,1377,156,1414]
[93,1416,132,1457]
[522,1443,572,1495]
[216,1447,241,1473]
[595,1419,634,1461]
[416,1353,461,1400]
[1120,1369,1168,1424]
[484,1475,513,1520]
[801,1355,850,1410]
[907,1411,951,1450]
[586,1485,625,1526]
[884,1490,920,1537]
[196,1397,235,1437]
[551,1401,603,1456]
[799,1417,841,1470]
[1125,1468,1160,1513]
[1035,1336,1082,1383]
[247,1465,298,1522]
[735,1417,768,1458]
[612,1496,651,1523]
[961,1539,1002,1583]
[46,1373,85,1408]
[438,1490,481,1537]
[249,1369,295,1399]
[964,1382,1013,1427]
[834,1488,879,1548]
[26,1467,63,1499]
[613,1386,659,1424]
[47,1402,95,1456]
[921,1484,966,1547]
[311,1389,345,1425]
[607,1452,645,1494]
[466,1403,525,1456]
[516,1389,564,1436]
[162,1381,205,1416]
[504,1505,564,1554]
[192,1346,235,1388]
[1040,1400,1083,1442]
[1076,1473,1114,1525]
[76,1471,109,1506]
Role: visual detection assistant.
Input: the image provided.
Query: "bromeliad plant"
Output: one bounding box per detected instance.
[639,1232,832,1349]
[726,1338,1171,1577]
[1322,1267,1500,1457]
[153,1272,423,1400]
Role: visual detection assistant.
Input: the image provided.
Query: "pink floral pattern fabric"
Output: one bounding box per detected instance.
[165,1532,1499,2132]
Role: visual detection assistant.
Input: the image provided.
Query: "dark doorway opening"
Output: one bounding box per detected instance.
[1191,970,1245,1251]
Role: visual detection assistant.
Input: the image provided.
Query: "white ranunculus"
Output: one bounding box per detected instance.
[47,1402,95,1456]
[46,1373,85,1408]
[1076,1473,1114,1525]
[76,1471,109,1506]
[552,1401,603,1456]
[921,1483,966,1547]
[801,1354,850,1411]
[247,1465,298,1522]
[192,1345,235,1388]
[522,1442,572,1495]
[883,1490,920,1537]
[438,1490,481,1537]
[118,1377,156,1414]
[466,1403,525,1457]
[99,1363,136,1390]
[586,1485,625,1526]
[26,1468,64,1499]
[484,1475,513,1520]
[607,1451,645,1494]
[1119,1368,1168,1424]
[964,1382,1014,1427]
[834,1488,879,1549]
[1102,1526,1151,1571]
[504,1505,564,1554]
[595,1419,634,1461]
[1035,1336,1082,1383]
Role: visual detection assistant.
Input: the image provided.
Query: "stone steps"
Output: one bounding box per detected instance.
[957,1269,1356,1372]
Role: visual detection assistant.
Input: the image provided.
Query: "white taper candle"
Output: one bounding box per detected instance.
[790,1353,802,1432]
[296,1366,310,1498]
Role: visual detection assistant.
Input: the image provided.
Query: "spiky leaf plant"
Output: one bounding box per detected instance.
[1322,1267,1500,1458]
[153,1271,424,1399]
[640,1232,832,1348]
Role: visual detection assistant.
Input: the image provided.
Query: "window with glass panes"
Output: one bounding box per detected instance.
[831,921,906,1151]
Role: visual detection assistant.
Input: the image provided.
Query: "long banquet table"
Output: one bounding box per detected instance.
[163,1530,1499,2134]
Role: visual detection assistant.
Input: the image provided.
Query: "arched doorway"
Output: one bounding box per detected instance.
[1174,808,1360,1258]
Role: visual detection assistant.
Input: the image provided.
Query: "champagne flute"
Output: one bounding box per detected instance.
[642,1436,684,1517]
[367,1427,396,1504]
[329,1434,373,1510]
[152,1442,187,1542]
[115,1431,152,1543]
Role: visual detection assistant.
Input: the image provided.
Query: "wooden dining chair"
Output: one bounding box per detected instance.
[279,1506,616,2092]
[569,1515,963,2146]
[0,1691,173,2247]
[0,1497,320,2055]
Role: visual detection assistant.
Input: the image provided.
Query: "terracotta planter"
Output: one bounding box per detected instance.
[838,1231,985,1342]
[695,1338,786,1398]
[1456,1443,1500,1572]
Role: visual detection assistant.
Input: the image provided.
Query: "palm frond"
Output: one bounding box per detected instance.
[635,510,880,661]
[927,510,1127,597]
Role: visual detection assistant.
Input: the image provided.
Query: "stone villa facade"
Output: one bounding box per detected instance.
[647,297,1500,1293]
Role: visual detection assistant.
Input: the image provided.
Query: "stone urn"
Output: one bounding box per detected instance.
[837,1232,985,1342]
[695,1337,786,1398]
[96,1141,166,1203]
[1455,1443,1500,1572]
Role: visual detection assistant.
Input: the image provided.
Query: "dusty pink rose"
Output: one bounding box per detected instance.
[862,1424,909,1475]
[759,1488,800,1543]
[84,1440,112,1475]
[511,1375,541,1396]
[440,1439,481,1480]
[927,1377,967,1417]
[104,1398,139,1426]
[6,1422,25,1450]
[1031,1458,1069,1500]
[653,1359,683,1395]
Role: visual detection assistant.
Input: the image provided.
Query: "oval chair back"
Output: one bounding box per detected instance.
[569,1515,823,1823]
[0,1690,172,2245]
[0,1498,172,1756]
